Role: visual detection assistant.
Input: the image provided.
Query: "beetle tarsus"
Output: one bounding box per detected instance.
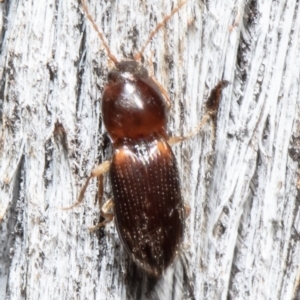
[61,176,91,210]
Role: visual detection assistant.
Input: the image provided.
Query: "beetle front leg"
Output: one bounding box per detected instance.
[168,80,229,146]
[167,113,211,146]
[62,160,111,210]
[89,198,114,232]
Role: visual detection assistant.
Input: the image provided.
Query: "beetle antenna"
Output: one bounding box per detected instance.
[134,0,188,61]
[81,0,118,64]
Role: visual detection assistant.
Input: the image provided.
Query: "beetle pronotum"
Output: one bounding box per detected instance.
[71,0,228,277]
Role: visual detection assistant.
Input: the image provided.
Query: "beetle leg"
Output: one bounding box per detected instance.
[89,198,114,231]
[62,160,111,210]
[168,80,229,146]
[205,80,229,113]
[167,113,210,145]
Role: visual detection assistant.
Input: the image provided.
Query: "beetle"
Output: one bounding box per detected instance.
[72,0,228,277]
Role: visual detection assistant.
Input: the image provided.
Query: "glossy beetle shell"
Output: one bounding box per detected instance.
[102,61,184,276]
[102,61,168,142]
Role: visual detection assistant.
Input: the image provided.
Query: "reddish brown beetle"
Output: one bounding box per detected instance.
[72,0,228,277]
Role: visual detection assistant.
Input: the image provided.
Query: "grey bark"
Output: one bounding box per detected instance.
[1,0,300,299]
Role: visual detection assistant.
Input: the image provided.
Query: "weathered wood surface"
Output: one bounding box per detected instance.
[1,0,300,299]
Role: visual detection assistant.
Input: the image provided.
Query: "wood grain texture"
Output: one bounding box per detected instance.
[0,0,300,299]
